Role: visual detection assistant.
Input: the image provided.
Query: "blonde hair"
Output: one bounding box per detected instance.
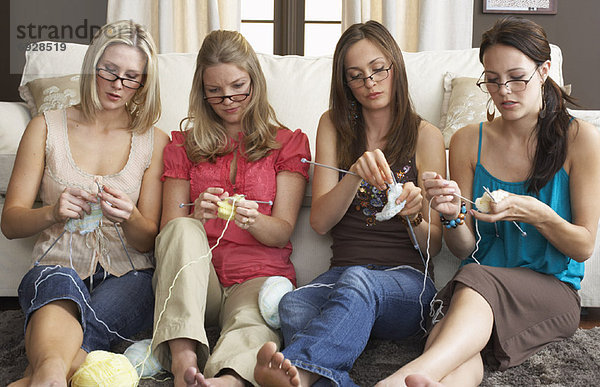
[183,29,282,163]
[79,20,161,134]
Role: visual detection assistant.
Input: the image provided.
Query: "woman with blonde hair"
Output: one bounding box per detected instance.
[151,29,310,386]
[2,19,168,386]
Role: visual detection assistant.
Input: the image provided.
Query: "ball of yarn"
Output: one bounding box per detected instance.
[124,338,163,378]
[258,276,294,329]
[71,350,138,387]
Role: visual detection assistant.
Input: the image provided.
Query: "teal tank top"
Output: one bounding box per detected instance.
[465,122,583,289]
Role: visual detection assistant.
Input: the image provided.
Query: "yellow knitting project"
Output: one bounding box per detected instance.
[217,194,244,220]
[71,350,138,387]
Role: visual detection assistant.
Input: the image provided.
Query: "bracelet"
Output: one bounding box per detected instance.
[440,202,466,229]
[399,212,423,227]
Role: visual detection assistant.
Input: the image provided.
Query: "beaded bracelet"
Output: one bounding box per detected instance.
[440,202,467,229]
[399,212,423,227]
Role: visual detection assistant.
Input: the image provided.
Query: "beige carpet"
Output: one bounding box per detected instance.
[2,309,600,386]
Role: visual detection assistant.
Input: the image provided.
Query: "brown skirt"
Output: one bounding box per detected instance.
[433,264,580,371]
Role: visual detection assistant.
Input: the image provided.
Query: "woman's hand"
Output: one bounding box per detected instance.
[422,171,462,219]
[233,198,260,230]
[350,149,394,191]
[97,185,135,224]
[191,187,229,224]
[52,187,97,223]
[396,182,423,220]
[471,193,546,226]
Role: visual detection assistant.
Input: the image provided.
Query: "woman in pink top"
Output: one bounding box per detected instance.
[151,30,310,387]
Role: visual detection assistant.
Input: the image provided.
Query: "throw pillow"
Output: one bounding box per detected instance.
[19,74,80,116]
[442,73,495,148]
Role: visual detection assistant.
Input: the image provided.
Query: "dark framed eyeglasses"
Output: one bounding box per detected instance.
[203,87,252,105]
[476,66,539,93]
[346,64,393,89]
[96,68,144,90]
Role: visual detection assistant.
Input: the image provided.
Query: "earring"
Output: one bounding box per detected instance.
[486,97,495,122]
[539,84,547,119]
[348,98,360,124]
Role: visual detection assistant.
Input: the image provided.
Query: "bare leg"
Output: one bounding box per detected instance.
[254,342,319,387]
[376,284,492,386]
[404,374,444,387]
[170,338,201,387]
[10,300,83,387]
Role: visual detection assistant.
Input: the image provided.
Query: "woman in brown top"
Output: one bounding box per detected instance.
[255,20,446,387]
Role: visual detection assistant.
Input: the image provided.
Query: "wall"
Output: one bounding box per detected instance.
[473,0,600,109]
[2,1,599,110]
[0,0,107,102]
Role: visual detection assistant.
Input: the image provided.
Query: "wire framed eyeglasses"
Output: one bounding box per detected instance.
[476,66,540,93]
[346,64,393,89]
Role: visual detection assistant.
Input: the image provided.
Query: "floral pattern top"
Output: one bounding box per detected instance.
[330,156,425,271]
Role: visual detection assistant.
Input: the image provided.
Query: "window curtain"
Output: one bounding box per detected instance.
[106,0,241,53]
[342,0,473,52]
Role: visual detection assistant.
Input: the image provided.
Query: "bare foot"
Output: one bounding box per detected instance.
[405,374,444,387]
[27,357,68,387]
[183,367,247,387]
[8,376,31,387]
[376,371,408,387]
[254,342,301,387]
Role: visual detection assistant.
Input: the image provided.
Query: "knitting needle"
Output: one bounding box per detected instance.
[179,199,273,208]
[482,186,527,237]
[95,181,137,271]
[300,158,359,176]
[389,172,423,255]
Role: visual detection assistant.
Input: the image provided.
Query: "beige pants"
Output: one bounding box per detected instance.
[152,217,280,385]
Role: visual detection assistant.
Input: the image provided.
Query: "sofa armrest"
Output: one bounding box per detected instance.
[568,109,600,129]
[0,102,31,154]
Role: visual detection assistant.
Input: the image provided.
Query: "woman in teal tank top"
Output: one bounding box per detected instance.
[379,17,600,386]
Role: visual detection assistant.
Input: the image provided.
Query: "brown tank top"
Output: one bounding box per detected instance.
[330,155,428,273]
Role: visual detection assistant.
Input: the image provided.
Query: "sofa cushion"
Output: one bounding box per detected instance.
[441,74,494,147]
[20,74,81,116]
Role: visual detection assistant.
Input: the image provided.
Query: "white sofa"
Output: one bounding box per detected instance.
[2,42,600,308]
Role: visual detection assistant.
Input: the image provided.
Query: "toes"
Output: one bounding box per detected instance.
[256,341,278,366]
[271,351,286,368]
[183,367,199,385]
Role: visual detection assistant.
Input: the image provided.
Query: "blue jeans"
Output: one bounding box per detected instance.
[279,265,436,387]
[18,264,154,352]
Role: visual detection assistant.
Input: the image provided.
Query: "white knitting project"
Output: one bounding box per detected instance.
[474,189,510,213]
[375,183,406,221]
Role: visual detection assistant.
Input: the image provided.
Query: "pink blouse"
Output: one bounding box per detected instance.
[163,128,310,286]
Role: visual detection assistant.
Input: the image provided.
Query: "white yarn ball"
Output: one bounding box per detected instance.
[124,339,163,378]
[258,276,294,329]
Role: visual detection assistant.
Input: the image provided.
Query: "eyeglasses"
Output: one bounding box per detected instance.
[203,87,252,105]
[96,68,144,90]
[346,64,393,89]
[476,67,539,93]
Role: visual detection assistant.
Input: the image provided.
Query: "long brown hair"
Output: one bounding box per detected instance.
[480,16,577,193]
[183,30,283,163]
[330,20,421,170]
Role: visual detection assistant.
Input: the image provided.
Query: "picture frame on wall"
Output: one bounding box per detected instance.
[483,0,557,14]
